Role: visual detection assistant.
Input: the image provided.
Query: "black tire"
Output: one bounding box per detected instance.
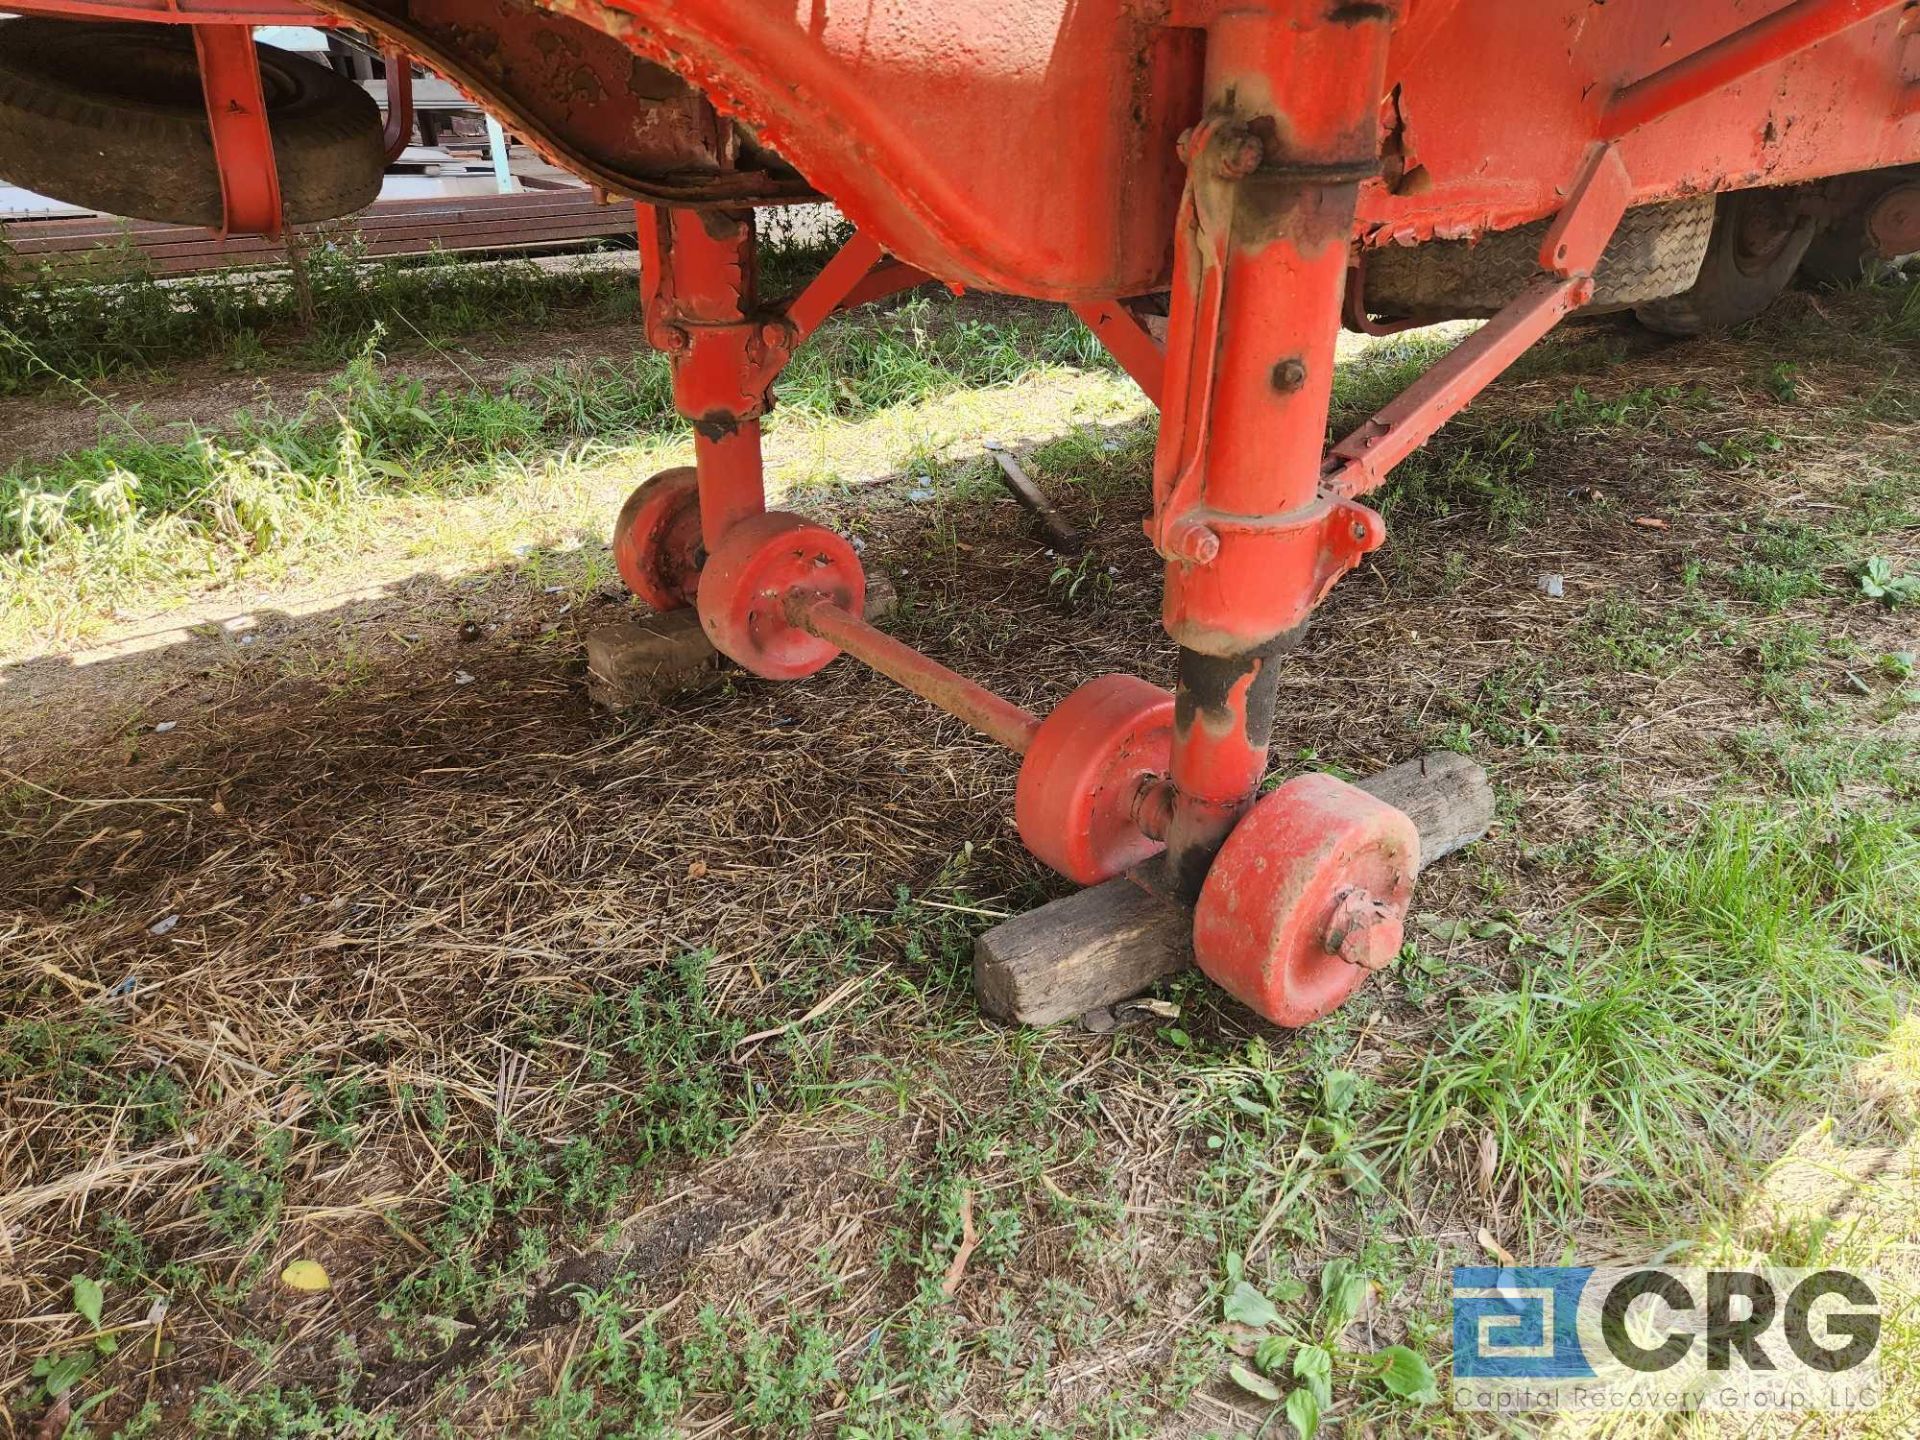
[1634,188,1815,336]
[1362,196,1717,319]
[0,18,384,228]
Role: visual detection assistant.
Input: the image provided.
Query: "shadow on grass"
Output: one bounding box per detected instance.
[2,283,1916,1437]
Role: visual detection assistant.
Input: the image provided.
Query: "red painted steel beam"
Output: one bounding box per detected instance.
[1601,0,1910,138]
[788,594,1042,754]
[1319,274,1593,501]
[193,25,284,239]
[1069,300,1165,404]
[777,232,886,347]
[381,49,416,165]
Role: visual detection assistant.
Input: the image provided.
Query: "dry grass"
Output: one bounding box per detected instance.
[1,279,1916,1438]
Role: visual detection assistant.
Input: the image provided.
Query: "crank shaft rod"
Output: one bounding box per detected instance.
[788,595,1042,755]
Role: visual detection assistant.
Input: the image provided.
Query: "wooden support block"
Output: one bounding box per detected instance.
[585,608,718,709]
[586,575,898,710]
[972,750,1496,1026]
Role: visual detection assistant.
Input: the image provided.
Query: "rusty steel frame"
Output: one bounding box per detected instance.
[25,0,1920,286]
[295,0,1919,300]
[599,0,1916,922]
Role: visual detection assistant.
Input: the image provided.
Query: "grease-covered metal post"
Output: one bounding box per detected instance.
[637,203,768,551]
[1153,0,1400,897]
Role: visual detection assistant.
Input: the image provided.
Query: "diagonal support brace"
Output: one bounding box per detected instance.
[1069,299,1165,403]
[1321,143,1631,502]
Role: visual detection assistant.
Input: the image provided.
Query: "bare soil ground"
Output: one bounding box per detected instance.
[1,281,1916,1439]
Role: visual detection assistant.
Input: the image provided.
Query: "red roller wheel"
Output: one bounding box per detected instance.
[1015,674,1174,885]
[612,466,703,611]
[1193,773,1420,1027]
[696,511,866,680]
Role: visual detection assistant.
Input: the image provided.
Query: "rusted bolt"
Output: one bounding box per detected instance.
[1350,521,1369,542]
[658,324,691,355]
[1324,886,1399,971]
[1165,518,1220,565]
[1271,356,1308,392]
[759,319,790,349]
[1215,130,1265,180]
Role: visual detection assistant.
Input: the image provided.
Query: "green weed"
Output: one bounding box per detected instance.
[1385,798,1913,1237]
[0,243,637,395]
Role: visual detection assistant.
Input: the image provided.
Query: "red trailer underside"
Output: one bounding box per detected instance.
[316,0,1920,300]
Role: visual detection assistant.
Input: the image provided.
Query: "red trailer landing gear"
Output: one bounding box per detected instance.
[608,148,1456,1023]
[600,0,1919,1029]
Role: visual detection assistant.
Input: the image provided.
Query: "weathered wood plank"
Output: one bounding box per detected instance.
[973,751,1495,1025]
[984,443,1085,553]
[586,576,899,710]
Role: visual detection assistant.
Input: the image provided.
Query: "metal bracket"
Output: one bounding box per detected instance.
[381,47,415,165]
[193,25,283,239]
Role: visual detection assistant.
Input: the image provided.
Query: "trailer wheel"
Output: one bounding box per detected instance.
[1634,189,1815,336]
[613,467,704,612]
[1013,674,1174,885]
[697,513,866,680]
[1192,773,1420,1029]
[1799,168,1920,287]
[0,19,384,229]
